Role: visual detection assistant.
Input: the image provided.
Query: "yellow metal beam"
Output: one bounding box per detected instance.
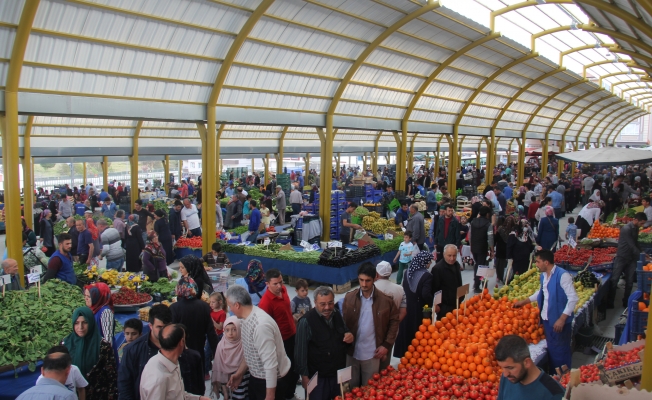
[22,116,34,227]
[599,71,646,87]
[579,24,652,63]
[586,103,631,143]
[490,0,573,31]
[5,0,40,282]
[576,0,652,39]
[131,121,143,211]
[541,88,602,151]
[164,155,170,189]
[372,131,382,174]
[560,95,618,143]
[102,156,109,195]
[607,46,652,68]
[605,109,647,145]
[522,80,591,134]
[277,126,288,175]
[596,105,637,143]
[531,25,572,50]
[559,45,602,66]
[583,60,626,79]
[609,79,648,89]
[83,162,87,186]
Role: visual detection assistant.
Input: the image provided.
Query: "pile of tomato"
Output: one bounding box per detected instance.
[175,236,203,248]
[600,345,644,370]
[336,366,498,400]
[587,221,620,239]
[113,287,152,305]
[553,246,616,266]
[397,291,542,386]
[554,364,600,388]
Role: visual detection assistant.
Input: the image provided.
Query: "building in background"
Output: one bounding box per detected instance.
[616,114,652,146]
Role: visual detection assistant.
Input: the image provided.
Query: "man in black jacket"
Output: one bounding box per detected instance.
[470,206,494,293]
[607,212,647,308]
[118,305,204,400]
[168,200,183,241]
[295,286,353,400]
[433,204,460,261]
[431,245,464,319]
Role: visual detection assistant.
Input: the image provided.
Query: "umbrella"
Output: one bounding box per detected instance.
[555,147,652,166]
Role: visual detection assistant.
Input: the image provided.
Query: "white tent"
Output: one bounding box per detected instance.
[556,147,652,166]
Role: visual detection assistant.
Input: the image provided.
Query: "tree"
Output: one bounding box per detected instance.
[41,163,55,169]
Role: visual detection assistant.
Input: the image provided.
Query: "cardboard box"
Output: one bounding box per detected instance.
[598,339,645,385]
[570,382,652,400]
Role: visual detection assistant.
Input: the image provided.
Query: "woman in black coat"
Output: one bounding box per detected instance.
[153,210,175,265]
[124,215,145,272]
[506,219,535,283]
[393,251,433,357]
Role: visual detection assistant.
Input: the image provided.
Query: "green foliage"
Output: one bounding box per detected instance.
[40,163,55,170]
[276,250,321,264]
[227,226,248,235]
[0,280,85,368]
[371,237,403,253]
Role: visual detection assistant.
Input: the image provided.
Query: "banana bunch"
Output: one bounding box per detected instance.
[362,216,378,231]
[370,219,390,234]
[100,269,119,285]
[369,211,381,219]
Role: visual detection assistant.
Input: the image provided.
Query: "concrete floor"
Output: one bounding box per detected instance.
[10,203,631,398]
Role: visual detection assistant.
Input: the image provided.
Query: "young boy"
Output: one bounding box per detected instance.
[291,278,312,324]
[37,345,88,399]
[118,318,143,362]
[394,231,415,285]
[566,217,578,242]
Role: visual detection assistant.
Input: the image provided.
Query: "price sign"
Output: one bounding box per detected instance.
[0,275,11,286]
[328,241,343,248]
[307,372,318,395]
[311,244,321,251]
[27,273,41,284]
[225,232,232,240]
[476,265,495,277]
[337,366,352,384]
[300,240,309,248]
[568,237,577,249]
[263,238,271,246]
[433,290,442,307]
[385,233,393,240]
[30,266,42,275]
[456,283,470,298]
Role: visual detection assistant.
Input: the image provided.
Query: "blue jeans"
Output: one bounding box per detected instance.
[248,231,259,244]
[106,258,124,271]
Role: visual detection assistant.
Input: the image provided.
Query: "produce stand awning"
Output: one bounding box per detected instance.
[555,147,652,166]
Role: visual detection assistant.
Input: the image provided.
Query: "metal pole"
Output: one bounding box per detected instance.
[22,116,34,226]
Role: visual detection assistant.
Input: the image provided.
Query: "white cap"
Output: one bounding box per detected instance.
[376,261,392,277]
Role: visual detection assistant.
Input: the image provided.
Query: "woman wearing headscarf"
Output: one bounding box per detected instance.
[537,206,560,252]
[589,189,601,203]
[153,209,175,265]
[22,218,37,247]
[235,259,267,305]
[495,216,513,285]
[393,251,433,357]
[211,316,249,399]
[178,255,213,298]
[124,214,145,272]
[506,219,536,284]
[484,190,502,215]
[86,218,102,258]
[84,282,115,342]
[62,307,118,399]
[576,201,603,240]
[468,195,483,222]
[170,277,219,373]
[141,230,169,282]
[39,209,55,256]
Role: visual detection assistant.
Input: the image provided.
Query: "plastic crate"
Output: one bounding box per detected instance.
[296,218,303,229]
[614,323,626,344]
[636,270,652,294]
[630,309,648,336]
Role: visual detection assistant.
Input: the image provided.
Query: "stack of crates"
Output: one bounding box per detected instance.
[330,192,347,240]
[303,192,318,213]
[631,253,651,338]
[365,184,374,203]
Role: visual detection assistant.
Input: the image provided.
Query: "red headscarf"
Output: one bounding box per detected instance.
[86,218,99,241]
[84,282,113,313]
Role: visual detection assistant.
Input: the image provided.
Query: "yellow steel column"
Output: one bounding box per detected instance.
[197,123,209,245]
[264,153,269,185]
[557,137,565,178]
[215,125,223,193]
[203,111,217,255]
[4,0,40,281]
[22,116,34,223]
[541,133,550,175]
[178,160,183,184]
[251,158,255,175]
[517,131,526,186]
[373,131,381,173]
[131,121,143,212]
[337,153,341,173]
[82,162,87,187]
[277,127,288,175]
[447,133,457,194]
[304,154,310,179]
[320,116,334,241]
[397,124,408,194]
[164,155,170,188]
[102,156,109,193]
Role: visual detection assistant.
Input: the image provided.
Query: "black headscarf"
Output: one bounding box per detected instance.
[179,255,212,296]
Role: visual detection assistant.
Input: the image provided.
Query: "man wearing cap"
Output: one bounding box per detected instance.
[374,261,407,370]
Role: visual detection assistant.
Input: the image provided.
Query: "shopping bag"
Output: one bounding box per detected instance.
[240,231,250,243]
[389,198,401,211]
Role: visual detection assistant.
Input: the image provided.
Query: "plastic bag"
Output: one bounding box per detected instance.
[389,198,401,211]
[89,257,100,270]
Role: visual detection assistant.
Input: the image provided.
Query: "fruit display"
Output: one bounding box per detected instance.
[361,212,391,234]
[574,269,600,288]
[555,364,600,388]
[100,270,148,289]
[639,232,652,244]
[175,236,203,249]
[112,287,152,305]
[140,278,177,298]
[493,268,540,301]
[352,206,370,217]
[0,280,85,368]
[398,292,544,385]
[414,201,427,211]
[553,246,616,267]
[318,244,381,267]
[641,263,652,271]
[336,365,499,400]
[572,281,597,313]
[599,343,644,370]
[587,221,620,239]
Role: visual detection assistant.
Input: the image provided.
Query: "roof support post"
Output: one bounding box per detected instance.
[203,112,217,255]
[277,127,288,175]
[476,142,481,169]
[425,152,430,170]
[320,116,334,241]
[337,153,341,175]
[178,160,183,184]
[4,0,40,281]
[448,130,458,196]
[102,156,109,195]
[304,154,310,180]
[131,121,143,212]
[264,154,269,186]
[23,116,34,226]
[557,137,565,179]
[316,128,326,195]
[541,131,550,176]
[517,131,526,186]
[408,134,417,175]
[373,131,382,174]
[83,162,87,187]
[487,131,496,180]
[397,124,408,196]
[164,155,170,190]
[435,136,442,172]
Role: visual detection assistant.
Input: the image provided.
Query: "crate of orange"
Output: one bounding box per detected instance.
[398,290,543,384]
[637,263,652,294]
[586,221,620,239]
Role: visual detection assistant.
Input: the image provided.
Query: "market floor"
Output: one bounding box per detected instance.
[1,205,631,399]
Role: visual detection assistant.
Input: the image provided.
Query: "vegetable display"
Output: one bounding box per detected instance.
[140,278,177,299]
[0,280,85,369]
[219,241,245,254]
[227,226,249,235]
[112,287,152,305]
[553,246,616,266]
[244,244,282,259]
[361,212,392,234]
[319,244,381,267]
[352,206,370,217]
[175,236,203,249]
[587,221,620,239]
[276,250,321,264]
[372,237,403,253]
[152,200,169,216]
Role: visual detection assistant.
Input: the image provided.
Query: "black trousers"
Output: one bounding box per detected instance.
[607,256,637,308]
[283,335,298,399]
[248,374,288,400]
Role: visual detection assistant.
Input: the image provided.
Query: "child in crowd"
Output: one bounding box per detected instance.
[394,231,415,285]
[209,292,227,338]
[459,215,470,244]
[118,318,143,362]
[291,279,312,324]
[212,316,250,400]
[37,345,88,400]
[242,195,251,220]
[566,217,578,242]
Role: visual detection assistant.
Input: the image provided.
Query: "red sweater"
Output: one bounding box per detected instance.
[257,286,296,340]
[527,202,540,219]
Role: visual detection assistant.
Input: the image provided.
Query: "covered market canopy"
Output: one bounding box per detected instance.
[555,145,652,165]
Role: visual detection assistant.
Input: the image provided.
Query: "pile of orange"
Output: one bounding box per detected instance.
[399,290,543,384]
[587,221,620,239]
